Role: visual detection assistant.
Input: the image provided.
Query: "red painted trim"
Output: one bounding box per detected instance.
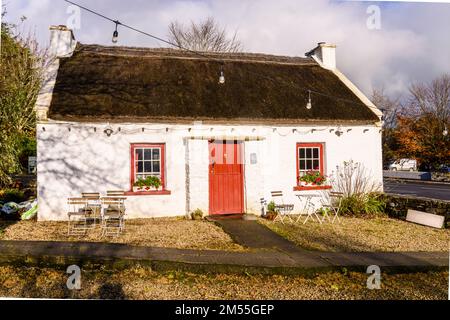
[124,190,171,196]
[130,143,166,192]
[293,185,332,191]
[296,142,325,186]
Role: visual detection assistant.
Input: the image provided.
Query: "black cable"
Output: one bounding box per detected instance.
[64,0,217,61]
[63,0,378,111]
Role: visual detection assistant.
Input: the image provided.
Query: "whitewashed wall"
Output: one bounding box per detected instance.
[37,122,382,221]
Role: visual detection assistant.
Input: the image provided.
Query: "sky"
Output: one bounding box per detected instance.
[3,0,450,99]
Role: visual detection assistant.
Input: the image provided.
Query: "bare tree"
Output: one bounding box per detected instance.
[408,74,450,125]
[168,17,242,53]
[372,89,403,166]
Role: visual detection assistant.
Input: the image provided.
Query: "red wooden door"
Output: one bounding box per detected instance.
[209,140,244,215]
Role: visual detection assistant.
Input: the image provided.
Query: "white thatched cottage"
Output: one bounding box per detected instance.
[35,26,383,221]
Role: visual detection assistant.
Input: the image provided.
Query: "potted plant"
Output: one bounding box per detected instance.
[264,201,278,220]
[133,176,162,192]
[298,171,326,186]
[190,208,204,220]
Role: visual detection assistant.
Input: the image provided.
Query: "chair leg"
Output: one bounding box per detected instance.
[314,212,323,224]
[303,214,310,224]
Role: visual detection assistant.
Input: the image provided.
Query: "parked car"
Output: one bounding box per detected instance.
[389,159,417,171]
[438,164,450,173]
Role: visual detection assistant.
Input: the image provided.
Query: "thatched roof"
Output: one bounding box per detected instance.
[48,43,379,123]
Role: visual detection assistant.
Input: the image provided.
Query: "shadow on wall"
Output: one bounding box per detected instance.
[37,131,127,219]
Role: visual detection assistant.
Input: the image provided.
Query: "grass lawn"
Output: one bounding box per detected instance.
[0,217,243,251]
[259,216,449,252]
[0,265,446,299]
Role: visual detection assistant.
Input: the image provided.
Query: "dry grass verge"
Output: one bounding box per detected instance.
[0,217,243,251]
[0,265,446,300]
[259,216,449,252]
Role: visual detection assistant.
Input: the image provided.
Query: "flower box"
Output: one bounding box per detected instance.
[132,186,160,192]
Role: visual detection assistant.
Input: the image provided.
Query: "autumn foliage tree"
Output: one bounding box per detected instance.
[394,74,450,170]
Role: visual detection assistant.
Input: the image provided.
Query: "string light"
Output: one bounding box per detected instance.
[443,126,448,137]
[306,90,312,110]
[219,65,225,84]
[112,21,120,43]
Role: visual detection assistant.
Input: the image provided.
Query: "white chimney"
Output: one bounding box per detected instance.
[49,25,77,58]
[305,42,336,70]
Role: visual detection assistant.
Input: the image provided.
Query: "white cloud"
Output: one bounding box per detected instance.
[4,0,450,99]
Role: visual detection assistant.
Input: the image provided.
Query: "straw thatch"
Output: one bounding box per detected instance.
[48,44,379,123]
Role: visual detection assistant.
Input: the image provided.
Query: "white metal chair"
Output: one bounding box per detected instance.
[320,191,343,223]
[81,192,101,227]
[294,193,323,224]
[106,190,125,197]
[67,197,90,236]
[271,191,294,224]
[100,197,126,237]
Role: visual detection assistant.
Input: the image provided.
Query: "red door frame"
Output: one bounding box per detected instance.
[208,140,244,215]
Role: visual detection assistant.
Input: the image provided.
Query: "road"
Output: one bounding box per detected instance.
[384,179,450,201]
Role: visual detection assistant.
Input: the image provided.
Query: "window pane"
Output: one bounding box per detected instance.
[306,160,312,170]
[144,149,152,160]
[144,161,152,173]
[152,148,160,160]
[299,160,305,170]
[137,161,143,173]
[313,148,319,158]
[152,161,160,173]
[306,148,312,158]
[313,160,320,170]
[136,149,143,160]
[299,148,305,159]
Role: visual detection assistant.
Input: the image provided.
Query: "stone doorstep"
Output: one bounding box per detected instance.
[0,240,447,275]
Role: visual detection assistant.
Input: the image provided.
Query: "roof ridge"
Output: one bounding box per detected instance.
[75,43,317,65]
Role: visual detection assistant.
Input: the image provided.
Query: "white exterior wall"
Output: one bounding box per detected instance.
[37,122,382,221]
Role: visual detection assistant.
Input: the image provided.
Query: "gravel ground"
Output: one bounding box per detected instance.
[0,217,243,251]
[259,216,450,252]
[0,266,446,300]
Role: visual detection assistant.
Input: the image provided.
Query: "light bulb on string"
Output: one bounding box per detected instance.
[112,21,120,44]
[219,64,225,84]
[306,90,312,109]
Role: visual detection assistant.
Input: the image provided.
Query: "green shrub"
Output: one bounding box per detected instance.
[267,201,277,213]
[339,192,385,216]
[0,188,26,203]
[190,209,204,220]
[330,161,385,216]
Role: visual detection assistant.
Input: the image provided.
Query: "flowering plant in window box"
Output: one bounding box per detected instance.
[133,176,162,192]
[298,171,327,186]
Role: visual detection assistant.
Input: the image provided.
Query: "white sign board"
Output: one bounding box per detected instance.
[406,209,445,229]
[28,156,37,174]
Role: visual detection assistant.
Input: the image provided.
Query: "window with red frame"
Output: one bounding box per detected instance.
[296,143,324,182]
[131,144,165,190]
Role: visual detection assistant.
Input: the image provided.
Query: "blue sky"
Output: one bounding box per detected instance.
[3,0,450,98]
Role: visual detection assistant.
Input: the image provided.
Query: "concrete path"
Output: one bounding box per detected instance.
[0,240,447,275]
[210,218,305,253]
